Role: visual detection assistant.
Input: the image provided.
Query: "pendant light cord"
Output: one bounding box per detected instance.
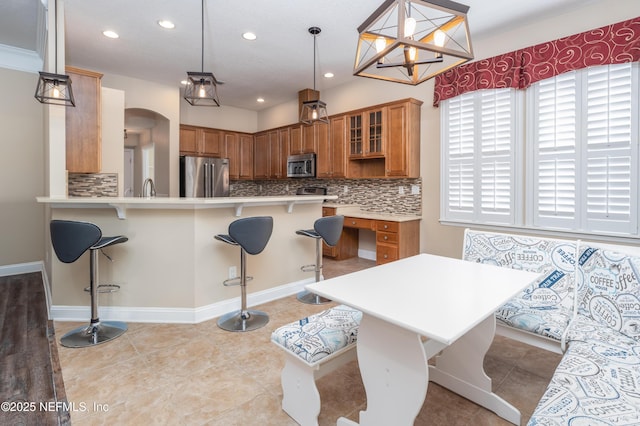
[313,34,316,91]
[53,0,58,73]
[200,0,204,72]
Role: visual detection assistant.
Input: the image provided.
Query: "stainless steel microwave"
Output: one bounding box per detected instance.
[287,153,316,178]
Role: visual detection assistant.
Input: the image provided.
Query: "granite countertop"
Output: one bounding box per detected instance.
[323,203,421,222]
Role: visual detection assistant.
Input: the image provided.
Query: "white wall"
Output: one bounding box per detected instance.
[0,67,45,265]
[101,87,125,194]
[180,96,258,133]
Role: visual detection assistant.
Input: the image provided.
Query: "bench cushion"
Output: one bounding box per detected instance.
[576,245,640,341]
[529,319,640,425]
[271,305,362,365]
[463,230,576,341]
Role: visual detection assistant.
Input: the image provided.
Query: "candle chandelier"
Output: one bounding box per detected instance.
[354,0,473,85]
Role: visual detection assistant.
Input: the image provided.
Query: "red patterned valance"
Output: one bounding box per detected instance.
[434,17,640,106]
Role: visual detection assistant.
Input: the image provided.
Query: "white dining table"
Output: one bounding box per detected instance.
[306,253,541,426]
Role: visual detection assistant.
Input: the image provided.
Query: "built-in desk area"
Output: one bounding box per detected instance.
[322,204,421,265]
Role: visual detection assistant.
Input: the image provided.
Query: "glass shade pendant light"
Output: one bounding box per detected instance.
[35,0,75,107]
[300,27,329,125]
[354,0,473,85]
[184,0,222,106]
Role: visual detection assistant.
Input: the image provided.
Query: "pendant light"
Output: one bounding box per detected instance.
[184,0,222,106]
[35,0,75,107]
[354,0,473,85]
[300,27,329,124]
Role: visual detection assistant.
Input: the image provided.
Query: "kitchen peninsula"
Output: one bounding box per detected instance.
[38,195,334,323]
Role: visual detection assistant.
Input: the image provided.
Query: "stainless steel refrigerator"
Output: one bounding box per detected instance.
[179,155,230,197]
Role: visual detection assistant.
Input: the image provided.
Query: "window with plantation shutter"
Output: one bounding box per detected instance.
[441,89,519,224]
[442,62,639,238]
[528,63,639,235]
[529,72,578,229]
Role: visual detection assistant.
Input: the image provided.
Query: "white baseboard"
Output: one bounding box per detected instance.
[0,261,44,277]
[358,249,376,261]
[51,277,315,324]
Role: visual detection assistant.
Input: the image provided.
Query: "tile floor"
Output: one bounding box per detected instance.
[55,257,562,425]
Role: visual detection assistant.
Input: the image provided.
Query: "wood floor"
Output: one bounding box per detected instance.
[0,272,69,425]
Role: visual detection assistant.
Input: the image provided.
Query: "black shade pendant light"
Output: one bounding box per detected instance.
[300,27,329,124]
[35,0,75,107]
[184,0,222,106]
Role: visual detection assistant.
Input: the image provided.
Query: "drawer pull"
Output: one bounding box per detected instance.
[352,221,356,225]
[383,235,388,240]
[383,224,388,229]
[383,254,388,259]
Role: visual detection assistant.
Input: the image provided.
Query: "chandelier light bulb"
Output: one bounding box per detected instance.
[52,85,60,98]
[409,46,417,61]
[434,29,446,47]
[375,36,386,53]
[198,84,206,98]
[312,108,318,120]
[404,17,416,38]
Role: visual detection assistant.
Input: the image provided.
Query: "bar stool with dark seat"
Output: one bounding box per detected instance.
[50,220,128,348]
[296,215,344,304]
[215,216,273,332]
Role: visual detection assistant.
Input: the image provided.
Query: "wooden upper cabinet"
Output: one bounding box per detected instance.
[349,107,386,159]
[318,118,345,179]
[201,128,223,157]
[289,125,303,155]
[302,123,320,154]
[179,126,198,153]
[238,134,254,180]
[385,99,422,178]
[179,124,222,157]
[223,131,254,180]
[253,132,269,179]
[65,67,103,173]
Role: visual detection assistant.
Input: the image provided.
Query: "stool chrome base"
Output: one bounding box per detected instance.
[60,321,127,348]
[297,290,331,305]
[217,310,269,332]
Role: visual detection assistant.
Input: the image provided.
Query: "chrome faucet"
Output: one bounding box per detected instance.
[142,178,156,198]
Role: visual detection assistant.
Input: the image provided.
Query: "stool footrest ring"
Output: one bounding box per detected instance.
[84,284,121,293]
[300,264,318,273]
[223,276,252,286]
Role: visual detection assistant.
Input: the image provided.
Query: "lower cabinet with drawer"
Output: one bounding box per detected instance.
[375,220,420,265]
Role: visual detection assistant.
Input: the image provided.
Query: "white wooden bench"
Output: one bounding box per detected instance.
[271,305,362,426]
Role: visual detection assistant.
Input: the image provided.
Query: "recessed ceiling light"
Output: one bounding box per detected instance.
[180,80,188,85]
[158,20,175,29]
[257,97,265,103]
[102,30,119,39]
[242,32,257,41]
[324,72,334,78]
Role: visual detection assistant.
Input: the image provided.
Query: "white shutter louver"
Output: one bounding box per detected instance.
[442,89,517,224]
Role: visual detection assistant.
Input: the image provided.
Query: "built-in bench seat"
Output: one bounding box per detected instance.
[462,229,577,353]
[271,304,362,426]
[529,242,640,424]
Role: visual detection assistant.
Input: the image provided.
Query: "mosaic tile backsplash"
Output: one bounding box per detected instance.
[68,173,421,216]
[68,173,118,197]
[231,178,422,216]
